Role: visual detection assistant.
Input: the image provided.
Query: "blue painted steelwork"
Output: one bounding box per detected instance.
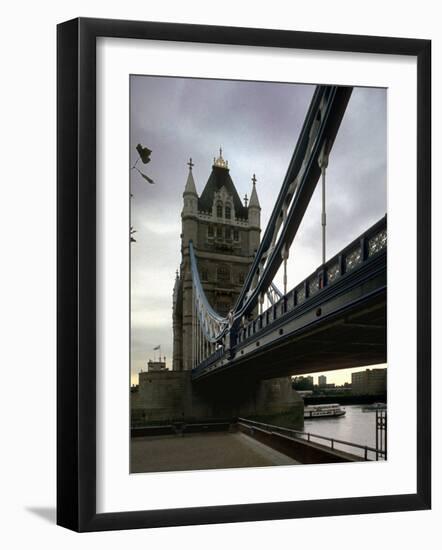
[230,85,353,323]
[236,216,386,345]
[267,282,283,305]
[189,240,228,343]
[192,216,386,379]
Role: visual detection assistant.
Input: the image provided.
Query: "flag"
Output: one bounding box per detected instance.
[153,345,160,350]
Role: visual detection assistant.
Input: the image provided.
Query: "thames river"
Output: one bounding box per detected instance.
[303,404,386,460]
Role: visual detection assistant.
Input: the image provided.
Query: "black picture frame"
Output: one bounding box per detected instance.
[57,17,431,532]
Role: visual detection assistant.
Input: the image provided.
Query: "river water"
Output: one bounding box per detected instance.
[303,404,386,460]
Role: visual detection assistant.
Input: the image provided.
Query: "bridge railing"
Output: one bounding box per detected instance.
[237,216,386,344]
[192,215,386,375]
[238,417,386,461]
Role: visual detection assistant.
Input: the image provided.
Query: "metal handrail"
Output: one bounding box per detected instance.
[238,417,386,461]
[236,216,386,345]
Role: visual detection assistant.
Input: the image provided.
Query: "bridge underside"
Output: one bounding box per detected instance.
[246,296,384,378]
[201,307,385,391]
[197,294,386,386]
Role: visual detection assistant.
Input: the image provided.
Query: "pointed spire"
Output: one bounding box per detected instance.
[249,173,260,209]
[173,269,180,303]
[184,157,198,196]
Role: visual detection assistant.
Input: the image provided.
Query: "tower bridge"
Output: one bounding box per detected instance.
[133,84,386,430]
[177,84,386,379]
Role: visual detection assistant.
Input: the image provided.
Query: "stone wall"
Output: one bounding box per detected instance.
[131,370,304,429]
[238,376,305,429]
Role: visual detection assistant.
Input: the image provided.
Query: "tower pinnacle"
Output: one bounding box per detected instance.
[249,173,260,209]
[183,157,198,196]
[213,147,228,169]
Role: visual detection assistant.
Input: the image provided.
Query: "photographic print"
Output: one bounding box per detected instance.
[57,17,431,531]
[129,75,387,474]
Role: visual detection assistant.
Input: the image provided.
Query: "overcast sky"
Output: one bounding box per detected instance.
[130,75,387,386]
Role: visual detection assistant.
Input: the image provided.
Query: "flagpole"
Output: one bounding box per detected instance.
[153,345,162,362]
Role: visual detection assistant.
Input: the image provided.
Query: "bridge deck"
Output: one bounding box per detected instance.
[193,217,387,382]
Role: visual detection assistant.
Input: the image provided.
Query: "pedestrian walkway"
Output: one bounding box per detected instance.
[130,431,299,473]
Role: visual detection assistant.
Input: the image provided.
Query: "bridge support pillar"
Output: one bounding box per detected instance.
[131,371,304,430]
[238,377,304,429]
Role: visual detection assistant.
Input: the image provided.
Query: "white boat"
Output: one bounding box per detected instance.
[362,402,387,411]
[304,403,346,419]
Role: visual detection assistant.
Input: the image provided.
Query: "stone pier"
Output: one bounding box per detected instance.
[131,370,304,429]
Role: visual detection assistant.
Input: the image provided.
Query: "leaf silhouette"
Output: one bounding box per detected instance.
[136,167,155,184]
[136,144,152,164]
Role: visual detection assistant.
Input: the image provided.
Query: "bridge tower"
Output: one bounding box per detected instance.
[172,150,261,371]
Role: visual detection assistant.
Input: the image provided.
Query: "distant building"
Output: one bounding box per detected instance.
[318,375,327,387]
[351,368,387,395]
[147,358,167,372]
[293,375,314,390]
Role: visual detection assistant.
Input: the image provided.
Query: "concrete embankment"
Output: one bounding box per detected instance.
[237,421,361,464]
[130,419,362,473]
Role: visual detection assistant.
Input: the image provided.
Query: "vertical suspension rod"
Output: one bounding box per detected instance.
[319,144,329,265]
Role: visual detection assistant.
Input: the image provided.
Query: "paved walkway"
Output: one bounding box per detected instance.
[130,431,299,473]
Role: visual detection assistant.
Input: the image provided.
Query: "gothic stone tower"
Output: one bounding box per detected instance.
[172,150,261,371]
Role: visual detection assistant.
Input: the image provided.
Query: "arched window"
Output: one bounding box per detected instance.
[233,229,239,241]
[208,225,214,238]
[225,205,231,220]
[216,203,223,218]
[225,227,232,240]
